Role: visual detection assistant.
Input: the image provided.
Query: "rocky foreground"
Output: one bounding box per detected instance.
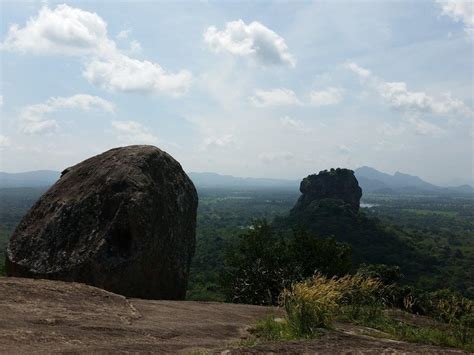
[0,277,468,354]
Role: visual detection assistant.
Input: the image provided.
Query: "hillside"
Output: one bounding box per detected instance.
[0,277,467,354]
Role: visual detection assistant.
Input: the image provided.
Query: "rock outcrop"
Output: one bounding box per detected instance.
[5,145,198,300]
[279,168,421,269]
[291,168,362,213]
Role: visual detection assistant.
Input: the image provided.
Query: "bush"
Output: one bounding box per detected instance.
[356,264,403,285]
[279,273,384,336]
[429,289,474,324]
[225,258,299,305]
[280,274,341,334]
[221,221,351,305]
[289,228,352,277]
[252,273,473,351]
[221,221,300,305]
[338,274,386,321]
[386,285,474,327]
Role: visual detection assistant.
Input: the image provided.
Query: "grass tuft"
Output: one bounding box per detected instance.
[251,273,474,352]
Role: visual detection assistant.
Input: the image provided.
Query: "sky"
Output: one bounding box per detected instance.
[0,0,473,186]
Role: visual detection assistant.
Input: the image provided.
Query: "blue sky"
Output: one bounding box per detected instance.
[0,0,472,185]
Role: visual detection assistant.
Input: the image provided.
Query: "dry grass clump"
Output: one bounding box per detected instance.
[253,273,473,351]
[279,273,383,335]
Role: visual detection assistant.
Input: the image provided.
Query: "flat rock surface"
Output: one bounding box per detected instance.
[0,277,277,353]
[0,277,467,354]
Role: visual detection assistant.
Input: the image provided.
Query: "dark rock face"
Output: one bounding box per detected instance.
[6,145,198,300]
[291,168,362,213]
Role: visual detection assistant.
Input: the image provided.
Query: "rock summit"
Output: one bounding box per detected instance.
[292,168,362,213]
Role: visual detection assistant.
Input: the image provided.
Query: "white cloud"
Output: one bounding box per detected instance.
[0,95,3,107]
[346,62,473,117]
[251,87,343,107]
[111,120,158,144]
[337,145,351,154]
[24,120,59,135]
[436,0,474,36]
[2,4,192,95]
[20,94,114,134]
[49,94,114,112]
[309,87,344,106]
[258,151,294,163]
[376,122,406,137]
[129,40,142,53]
[344,62,371,79]
[83,54,192,95]
[378,81,471,116]
[203,134,237,150]
[280,116,309,132]
[1,4,113,56]
[116,29,131,40]
[0,135,11,150]
[204,19,296,67]
[250,88,300,107]
[404,116,445,137]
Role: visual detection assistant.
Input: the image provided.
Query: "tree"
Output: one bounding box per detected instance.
[221,220,352,305]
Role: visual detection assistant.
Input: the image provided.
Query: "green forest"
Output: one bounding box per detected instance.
[1,186,473,300]
[185,188,474,301]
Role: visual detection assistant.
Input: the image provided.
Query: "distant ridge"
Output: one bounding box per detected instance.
[0,168,472,195]
[0,170,299,190]
[187,172,298,189]
[0,170,60,188]
[354,166,473,195]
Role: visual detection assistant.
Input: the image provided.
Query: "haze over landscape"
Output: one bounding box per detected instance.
[0,1,474,353]
[0,1,473,185]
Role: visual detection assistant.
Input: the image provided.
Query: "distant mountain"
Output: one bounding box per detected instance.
[355,166,473,195]
[188,172,298,189]
[190,169,473,195]
[447,184,474,194]
[0,168,471,196]
[0,170,60,188]
[355,166,437,190]
[0,170,298,190]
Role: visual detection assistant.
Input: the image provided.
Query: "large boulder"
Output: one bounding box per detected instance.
[5,145,198,300]
[291,168,362,213]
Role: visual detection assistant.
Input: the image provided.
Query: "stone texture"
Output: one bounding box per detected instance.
[0,277,463,354]
[5,145,198,300]
[292,168,362,213]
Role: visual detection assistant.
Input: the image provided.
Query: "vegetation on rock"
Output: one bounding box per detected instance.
[252,273,474,352]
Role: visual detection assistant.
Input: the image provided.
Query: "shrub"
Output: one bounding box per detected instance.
[280,274,341,335]
[356,263,403,285]
[388,286,474,326]
[225,258,299,305]
[221,221,300,305]
[337,274,386,321]
[279,273,384,336]
[253,273,473,351]
[221,221,351,305]
[429,289,474,324]
[289,228,352,277]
